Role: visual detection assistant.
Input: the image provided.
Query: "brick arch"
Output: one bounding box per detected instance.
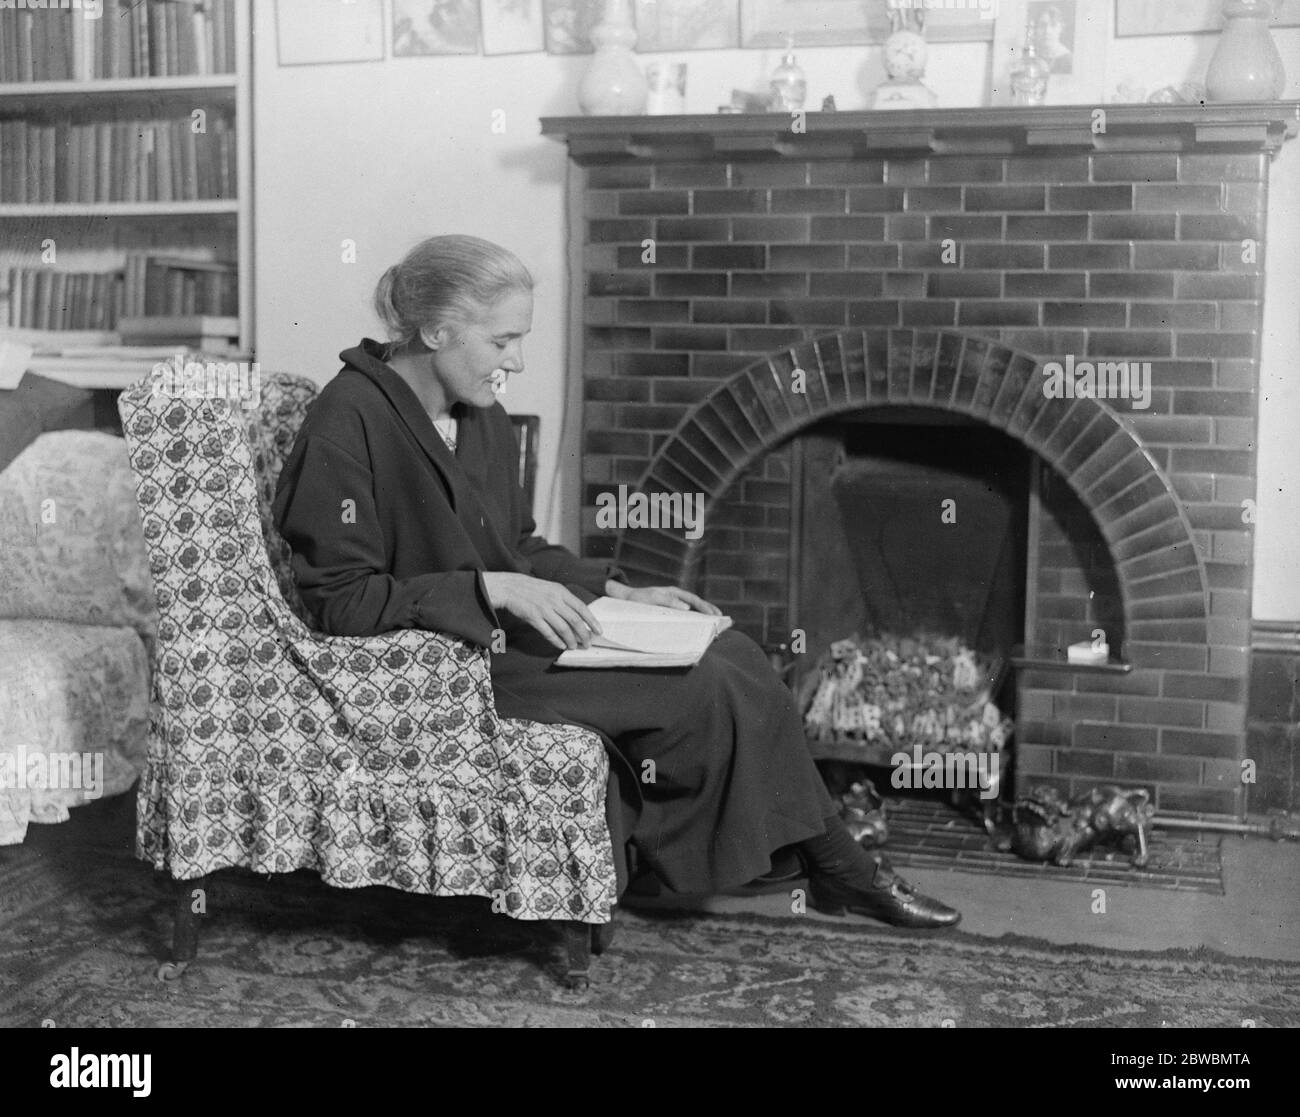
[614,328,1209,634]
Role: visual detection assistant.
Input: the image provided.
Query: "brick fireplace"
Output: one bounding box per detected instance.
[543,104,1300,819]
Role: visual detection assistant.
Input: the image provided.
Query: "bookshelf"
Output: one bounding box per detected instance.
[0,202,241,217]
[0,74,239,104]
[0,0,253,390]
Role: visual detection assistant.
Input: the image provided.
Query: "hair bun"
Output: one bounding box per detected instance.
[373,264,404,335]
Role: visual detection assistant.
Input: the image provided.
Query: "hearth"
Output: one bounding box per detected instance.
[785,409,1027,785]
[545,103,1300,818]
[789,410,1030,677]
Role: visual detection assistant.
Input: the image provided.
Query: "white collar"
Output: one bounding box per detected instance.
[431,413,458,450]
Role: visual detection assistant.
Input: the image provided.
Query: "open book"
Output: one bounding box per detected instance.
[554,596,733,668]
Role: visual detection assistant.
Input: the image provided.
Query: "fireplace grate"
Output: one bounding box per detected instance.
[878,796,1224,895]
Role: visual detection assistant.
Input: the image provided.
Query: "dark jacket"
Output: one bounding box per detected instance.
[272,340,621,649]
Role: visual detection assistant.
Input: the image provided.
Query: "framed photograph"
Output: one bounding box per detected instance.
[739,0,996,48]
[543,0,604,53]
[1115,0,1300,37]
[634,0,740,51]
[991,0,1110,105]
[482,0,546,54]
[393,0,483,56]
[275,0,385,66]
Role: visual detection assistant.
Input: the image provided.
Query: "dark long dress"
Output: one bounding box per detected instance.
[271,341,834,893]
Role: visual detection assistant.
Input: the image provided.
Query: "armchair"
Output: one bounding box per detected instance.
[116,372,619,990]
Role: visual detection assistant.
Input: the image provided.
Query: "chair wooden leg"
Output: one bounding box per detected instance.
[558,921,592,991]
[157,875,208,983]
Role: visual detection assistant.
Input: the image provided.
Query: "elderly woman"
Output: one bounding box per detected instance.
[272,234,960,929]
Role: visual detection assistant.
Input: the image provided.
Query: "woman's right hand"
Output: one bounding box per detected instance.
[480,572,603,652]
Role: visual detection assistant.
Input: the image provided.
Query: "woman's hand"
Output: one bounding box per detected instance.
[481,572,603,651]
[607,581,722,615]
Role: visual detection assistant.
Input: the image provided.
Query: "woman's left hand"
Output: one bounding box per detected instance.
[618,584,722,615]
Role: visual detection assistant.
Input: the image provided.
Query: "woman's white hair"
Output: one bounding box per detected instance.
[373,234,533,354]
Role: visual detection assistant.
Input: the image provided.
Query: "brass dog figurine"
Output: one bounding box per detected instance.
[1010,785,1155,868]
[839,780,889,849]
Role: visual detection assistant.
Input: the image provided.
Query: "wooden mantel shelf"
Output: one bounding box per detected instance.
[542,102,1300,163]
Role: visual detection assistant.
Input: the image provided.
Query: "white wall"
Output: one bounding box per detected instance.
[1254,137,1300,622]
[251,3,1300,619]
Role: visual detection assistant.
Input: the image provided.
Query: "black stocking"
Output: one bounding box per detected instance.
[798,813,891,890]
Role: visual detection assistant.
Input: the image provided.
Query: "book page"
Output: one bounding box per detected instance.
[588,597,729,654]
[555,597,732,668]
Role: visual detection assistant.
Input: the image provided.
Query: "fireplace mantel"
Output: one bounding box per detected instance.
[542,102,1300,162]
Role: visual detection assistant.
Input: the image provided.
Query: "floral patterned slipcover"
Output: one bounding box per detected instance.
[0,431,154,844]
[117,373,616,923]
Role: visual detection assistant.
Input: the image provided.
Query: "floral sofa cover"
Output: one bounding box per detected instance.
[0,431,154,844]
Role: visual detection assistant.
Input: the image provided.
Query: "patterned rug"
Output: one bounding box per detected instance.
[2,837,1296,1028]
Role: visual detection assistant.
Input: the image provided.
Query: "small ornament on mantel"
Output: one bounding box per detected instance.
[769,37,807,111]
[1008,19,1050,106]
[871,0,938,110]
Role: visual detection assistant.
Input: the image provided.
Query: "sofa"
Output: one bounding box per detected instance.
[0,427,154,844]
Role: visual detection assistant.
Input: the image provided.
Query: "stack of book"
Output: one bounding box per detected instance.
[0,115,237,204]
[118,315,239,349]
[0,0,238,82]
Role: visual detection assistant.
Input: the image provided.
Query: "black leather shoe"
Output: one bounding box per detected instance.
[808,862,961,929]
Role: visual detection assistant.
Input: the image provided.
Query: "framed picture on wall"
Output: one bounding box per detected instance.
[393,0,483,56]
[991,0,1110,105]
[275,0,385,66]
[634,0,740,51]
[482,0,546,54]
[739,0,996,48]
[1115,0,1300,37]
[543,0,603,53]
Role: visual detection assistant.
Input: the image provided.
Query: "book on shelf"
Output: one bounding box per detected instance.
[6,265,122,331]
[553,597,733,669]
[0,0,238,83]
[134,255,237,318]
[0,114,236,204]
[118,315,240,350]
[6,255,237,331]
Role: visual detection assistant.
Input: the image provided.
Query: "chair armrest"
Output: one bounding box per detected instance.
[280,624,502,739]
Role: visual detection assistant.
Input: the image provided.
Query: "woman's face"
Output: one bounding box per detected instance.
[426,288,532,410]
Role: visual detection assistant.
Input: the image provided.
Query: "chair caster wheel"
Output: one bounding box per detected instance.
[562,971,590,993]
[156,961,190,983]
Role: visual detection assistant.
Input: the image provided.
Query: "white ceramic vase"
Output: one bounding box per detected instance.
[578,0,647,116]
[1206,0,1286,102]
